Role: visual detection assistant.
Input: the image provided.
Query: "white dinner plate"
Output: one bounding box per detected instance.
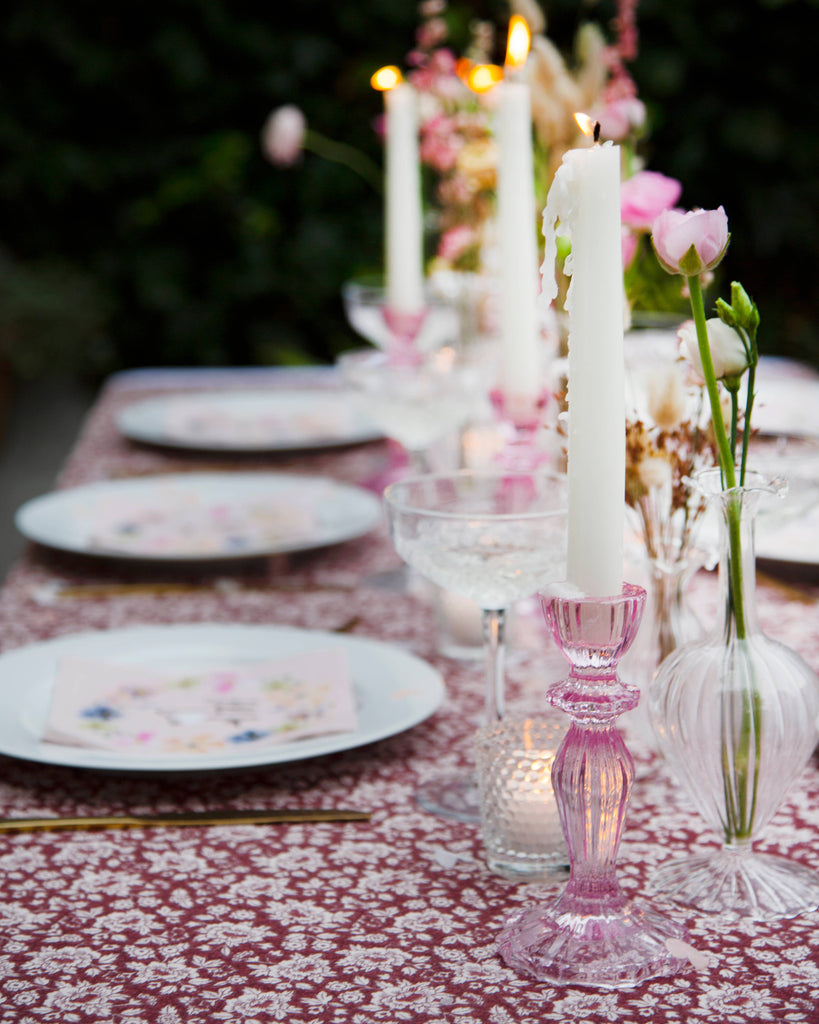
[116,389,382,451]
[15,472,381,561]
[0,624,445,771]
[752,376,819,438]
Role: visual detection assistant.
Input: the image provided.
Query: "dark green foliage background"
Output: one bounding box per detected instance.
[0,0,816,379]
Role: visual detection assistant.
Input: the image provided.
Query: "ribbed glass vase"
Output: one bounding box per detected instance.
[648,469,819,918]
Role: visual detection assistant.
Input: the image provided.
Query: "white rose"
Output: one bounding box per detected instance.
[678,318,750,383]
[261,105,307,166]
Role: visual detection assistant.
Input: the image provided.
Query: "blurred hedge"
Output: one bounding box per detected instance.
[0,0,817,378]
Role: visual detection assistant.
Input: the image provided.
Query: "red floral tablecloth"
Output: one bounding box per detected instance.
[0,368,818,1024]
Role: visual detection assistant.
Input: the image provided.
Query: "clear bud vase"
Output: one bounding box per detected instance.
[648,469,819,918]
[499,583,690,989]
[645,554,703,670]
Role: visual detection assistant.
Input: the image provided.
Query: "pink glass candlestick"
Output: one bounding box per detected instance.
[489,388,550,471]
[498,583,690,989]
[382,305,428,364]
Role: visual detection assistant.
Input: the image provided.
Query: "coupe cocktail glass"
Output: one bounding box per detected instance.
[339,347,482,475]
[383,471,568,820]
[342,279,460,358]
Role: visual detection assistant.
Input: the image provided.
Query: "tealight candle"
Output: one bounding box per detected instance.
[540,117,625,596]
[475,715,568,880]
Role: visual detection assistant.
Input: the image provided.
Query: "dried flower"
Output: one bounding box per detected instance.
[639,453,673,492]
[644,363,689,430]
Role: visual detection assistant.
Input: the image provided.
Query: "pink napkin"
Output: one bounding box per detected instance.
[43,648,358,754]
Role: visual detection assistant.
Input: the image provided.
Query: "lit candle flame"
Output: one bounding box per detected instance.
[574,112,600,142]
[467,63,504,93]
[505,15,531,70]
[370,65,403,91]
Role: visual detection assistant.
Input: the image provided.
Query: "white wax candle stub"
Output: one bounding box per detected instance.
[541,139,625,597]
[665,938,712,971]
[384,83,424,315]
[539,579,587,602]
[432,847,465,870]
[496,78,540,398]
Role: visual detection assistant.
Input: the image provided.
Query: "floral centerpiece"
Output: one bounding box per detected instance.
[261,0,688,323]
[407,0,686,319]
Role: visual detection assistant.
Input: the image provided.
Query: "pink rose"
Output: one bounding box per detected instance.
[438,225,475,262]
[621,227,638,267]
[621,171,682,230]
[416,17,448,51]
[261,105,306,166]
[651,206,730,276]
[420,115,462,172]
[596,97,646,141]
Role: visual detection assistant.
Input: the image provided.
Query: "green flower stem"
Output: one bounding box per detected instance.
[304,130,383,192]
[687,275,758,841]
[739,358,756,486]
[687,274,746,640]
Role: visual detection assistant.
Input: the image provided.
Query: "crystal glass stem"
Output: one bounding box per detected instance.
[481,608,507,722]
[499,583,689,989]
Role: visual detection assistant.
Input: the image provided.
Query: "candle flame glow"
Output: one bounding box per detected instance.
[574,112,601,142]
[505,15,531,70]
[467,63,504,93]
[371,66,403,91]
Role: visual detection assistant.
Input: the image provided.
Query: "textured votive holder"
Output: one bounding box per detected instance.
[475,715,569,881]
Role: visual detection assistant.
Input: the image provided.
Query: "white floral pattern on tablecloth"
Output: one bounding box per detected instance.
[0,371,817,1023]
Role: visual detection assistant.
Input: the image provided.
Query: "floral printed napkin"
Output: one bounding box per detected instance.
[82,485,319,556]
[43,647,357,754]
[162,395,354,445]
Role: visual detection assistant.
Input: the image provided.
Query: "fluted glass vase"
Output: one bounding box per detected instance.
[640,553,704,683]
[648,469,819,918]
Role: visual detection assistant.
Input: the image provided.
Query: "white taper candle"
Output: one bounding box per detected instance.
[541,135,625,596]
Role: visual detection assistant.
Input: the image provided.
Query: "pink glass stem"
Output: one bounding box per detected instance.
[489,387,550,471]
[498,583,690,989]
[382,306,428,364]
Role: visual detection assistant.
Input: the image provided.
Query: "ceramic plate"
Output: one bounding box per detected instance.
[0,624,444,771]
[15,472,381,561]
[117,390,382,451]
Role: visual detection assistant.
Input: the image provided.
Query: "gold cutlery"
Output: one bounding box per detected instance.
[46,581,357,600]
[0,808,371,833]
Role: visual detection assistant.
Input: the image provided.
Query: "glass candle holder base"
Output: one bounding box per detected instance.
[500,894,688,989]
[498,584,690,989]
[649,847,819,920]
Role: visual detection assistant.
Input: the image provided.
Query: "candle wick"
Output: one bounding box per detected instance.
[593,121,601,143]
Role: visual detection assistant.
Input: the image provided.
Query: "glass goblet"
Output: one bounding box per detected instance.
[341,279,460,357]
[383,470,568,821]
[338,347,483,476]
